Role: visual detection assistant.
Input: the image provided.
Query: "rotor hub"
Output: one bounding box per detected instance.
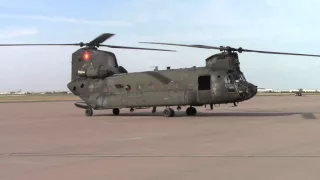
[79,42,85,47]
[220,46,243,53]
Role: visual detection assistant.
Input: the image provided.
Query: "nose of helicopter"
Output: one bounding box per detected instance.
[237,82,257,100]
[249,83,258,97]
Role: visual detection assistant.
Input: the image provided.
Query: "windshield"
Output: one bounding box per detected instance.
[224,74,233,83]
[238,73,246,82]
[227,73,247,83]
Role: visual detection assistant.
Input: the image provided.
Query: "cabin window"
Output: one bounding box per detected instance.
[115,84,124,88]
[198,75,211,90]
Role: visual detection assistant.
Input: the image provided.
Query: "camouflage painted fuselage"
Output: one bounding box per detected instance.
[67,48,257,110]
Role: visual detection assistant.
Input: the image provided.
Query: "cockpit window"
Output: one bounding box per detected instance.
[225,73,246,83]
[224,74,233,83]
[238,73,246,81]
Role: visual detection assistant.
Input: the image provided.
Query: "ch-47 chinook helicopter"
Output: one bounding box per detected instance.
[2,33,320,117]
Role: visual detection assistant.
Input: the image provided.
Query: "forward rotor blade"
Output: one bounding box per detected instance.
[139,42,221,50]
[100,44,176,52]
[0,43,80,46]
[89,33,114,45]
[140,42,320,57]
[241,48,320,57]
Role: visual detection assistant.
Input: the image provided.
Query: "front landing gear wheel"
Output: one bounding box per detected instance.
[113,108,120,115]
[186,107,197,116]
[163,108,175,117]
[85,108,93,116]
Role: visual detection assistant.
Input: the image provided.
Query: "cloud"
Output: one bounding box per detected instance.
[0,14,132,27]
[0,28,38,39]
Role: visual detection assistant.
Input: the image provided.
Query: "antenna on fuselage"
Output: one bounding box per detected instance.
[151,66,158,71]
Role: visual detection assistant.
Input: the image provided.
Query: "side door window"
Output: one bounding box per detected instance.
[224,74,236,92]
[198,75,211,90]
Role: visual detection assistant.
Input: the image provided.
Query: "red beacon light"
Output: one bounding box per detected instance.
[125,85,131,91]
[82,51,91,61]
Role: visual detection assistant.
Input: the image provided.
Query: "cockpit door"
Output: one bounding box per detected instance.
[197,75,212,104]
[224,74,238,94]
[226,72,250,98]
[225,73,244,94]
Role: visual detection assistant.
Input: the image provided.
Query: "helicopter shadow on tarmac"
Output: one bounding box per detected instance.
[94,111,317,119]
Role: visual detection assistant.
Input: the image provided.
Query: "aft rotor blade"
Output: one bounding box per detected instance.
[0,43,80,46]
[100,44,176,52]
[0,33,116,47]
[139,42,221,50]
[89,33,114,45]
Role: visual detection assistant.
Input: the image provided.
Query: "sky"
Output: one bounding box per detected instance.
[1,0,320,91]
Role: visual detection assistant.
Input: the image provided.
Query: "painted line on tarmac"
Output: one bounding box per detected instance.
[2,153,320,158]
[0,100,78,103]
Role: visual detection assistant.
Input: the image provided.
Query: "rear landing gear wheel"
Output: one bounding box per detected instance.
[113,108,120,115]
[186,107,197,116]
[163,108,175,117]
[85,108,93,117]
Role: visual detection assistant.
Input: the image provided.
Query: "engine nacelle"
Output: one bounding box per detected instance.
[205,52,240,71]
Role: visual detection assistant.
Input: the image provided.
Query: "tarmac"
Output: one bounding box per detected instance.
[1,95,320,180]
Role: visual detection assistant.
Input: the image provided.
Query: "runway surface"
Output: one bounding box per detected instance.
[1,95,320,180]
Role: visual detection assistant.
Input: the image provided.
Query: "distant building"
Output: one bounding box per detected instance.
[289,89,318,92]
[289,89,300,92]
[258,88,273,93]
[302,89,317,92]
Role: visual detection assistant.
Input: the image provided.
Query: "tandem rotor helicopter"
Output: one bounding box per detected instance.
[1,33,320,117]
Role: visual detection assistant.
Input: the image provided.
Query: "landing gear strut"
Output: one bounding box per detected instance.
[152,106,156,114]
[186,106,197,116]
[163,107,175,117]
[113,108,120,115]
[85,108,93,116]
[205,104,214,110]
